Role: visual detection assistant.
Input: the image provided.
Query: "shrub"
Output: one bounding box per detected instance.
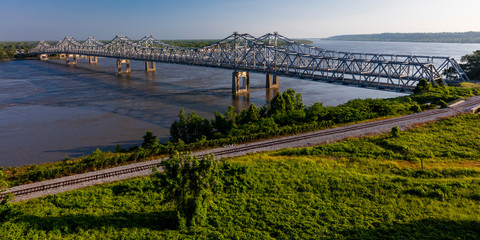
[153,152,220,229]
[391,126,400,137]
[142,130,158,149]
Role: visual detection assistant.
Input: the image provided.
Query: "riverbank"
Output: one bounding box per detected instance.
[2,112,480,239]
[0,59,408,167]
[3,89,480,202]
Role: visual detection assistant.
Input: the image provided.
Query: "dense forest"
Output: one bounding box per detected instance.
[325,32,480,43]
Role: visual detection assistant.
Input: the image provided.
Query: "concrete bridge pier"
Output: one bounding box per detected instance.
[117,59,131,73]
[89,56,98,64]
[39,54,49,61]
[232,71,250,94]
[266,74,279,88]
[145,61,156,71]
[66,54,77,65]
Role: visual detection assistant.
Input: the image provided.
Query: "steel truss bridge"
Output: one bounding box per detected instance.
[29,32,470,93]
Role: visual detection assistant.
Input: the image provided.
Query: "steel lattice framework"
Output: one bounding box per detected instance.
[29,32,470,91]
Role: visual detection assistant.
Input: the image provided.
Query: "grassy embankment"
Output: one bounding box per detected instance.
[3,84,480,187]
[1,113,480,239]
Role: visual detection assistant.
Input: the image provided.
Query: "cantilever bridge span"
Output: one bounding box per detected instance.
[29,32,470,94]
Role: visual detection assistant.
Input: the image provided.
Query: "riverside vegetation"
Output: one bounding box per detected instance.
[1,113,480,238]
[3,81,480,186]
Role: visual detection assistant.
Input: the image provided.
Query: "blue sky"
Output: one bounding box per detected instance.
[1,0,480,41]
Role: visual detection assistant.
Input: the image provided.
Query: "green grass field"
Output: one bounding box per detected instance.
[2,114,480,239]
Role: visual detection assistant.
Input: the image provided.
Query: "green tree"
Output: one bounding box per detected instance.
[283,90,295,111]
[185,112,212,143]
[306,102,327,121]
[170,108,187,142]
[0,168,6,192]
[245,103,260,123]
[391,126,400,137]
[414,79,432,94]
[154,152,220,229]
[142,130,158,149]
[460,50,480,80]
[0,50,8,60]
[269,92,286,114]
[211,111,229,135]
[0,167,15,222]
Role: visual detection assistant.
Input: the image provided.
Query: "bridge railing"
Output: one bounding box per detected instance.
[29,32,471,91]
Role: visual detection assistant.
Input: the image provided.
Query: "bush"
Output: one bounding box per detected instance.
[390,126,400,137]
[414,79,432,93]
[153,152,220,229]
[142,130,158,149]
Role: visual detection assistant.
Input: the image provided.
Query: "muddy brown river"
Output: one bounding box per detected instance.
[0,57,406,167]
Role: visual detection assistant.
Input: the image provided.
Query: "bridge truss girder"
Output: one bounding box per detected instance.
[29,32,470,92]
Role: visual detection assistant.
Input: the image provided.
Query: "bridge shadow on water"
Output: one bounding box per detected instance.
[26,60,265,159]
[37,60,266,124]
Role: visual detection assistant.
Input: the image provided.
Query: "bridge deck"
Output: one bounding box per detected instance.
[29,32,470,93]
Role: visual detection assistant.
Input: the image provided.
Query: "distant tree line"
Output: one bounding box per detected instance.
[325,32,480,43]
[0,41,39,60]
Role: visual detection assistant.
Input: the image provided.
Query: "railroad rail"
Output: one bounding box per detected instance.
[2,96,480,201]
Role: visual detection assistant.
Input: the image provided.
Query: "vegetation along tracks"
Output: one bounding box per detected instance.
[2,96,480,201]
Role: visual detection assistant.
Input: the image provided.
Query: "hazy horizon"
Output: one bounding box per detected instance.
[4,31,480,42]
[1,0,480,41]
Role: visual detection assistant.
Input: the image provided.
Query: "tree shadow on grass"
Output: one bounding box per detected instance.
[340,218,480,240]
[14,210,178,234]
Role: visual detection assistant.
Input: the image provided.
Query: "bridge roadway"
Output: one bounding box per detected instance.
[28,32,470,94]
[3,96,480,202]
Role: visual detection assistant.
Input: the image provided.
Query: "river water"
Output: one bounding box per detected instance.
[1,40,480,167]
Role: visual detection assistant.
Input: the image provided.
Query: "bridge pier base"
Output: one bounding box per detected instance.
[39,54,48,61]
[89,56,98,64]
[232,71,250,94]
[145,61,156,71]
[66,54,77,65]
[266,74,279,88]
[117,59,131,73]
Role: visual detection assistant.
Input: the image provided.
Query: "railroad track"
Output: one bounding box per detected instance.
[2,97,480,200]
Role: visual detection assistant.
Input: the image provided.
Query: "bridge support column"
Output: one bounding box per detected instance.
[89,56,98,64]
[266,74,279,88]
[232,71,250,94]
[117,59,131,73]
[39,54,48,61]
[66,54,77,65]
[145,61,156,71]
